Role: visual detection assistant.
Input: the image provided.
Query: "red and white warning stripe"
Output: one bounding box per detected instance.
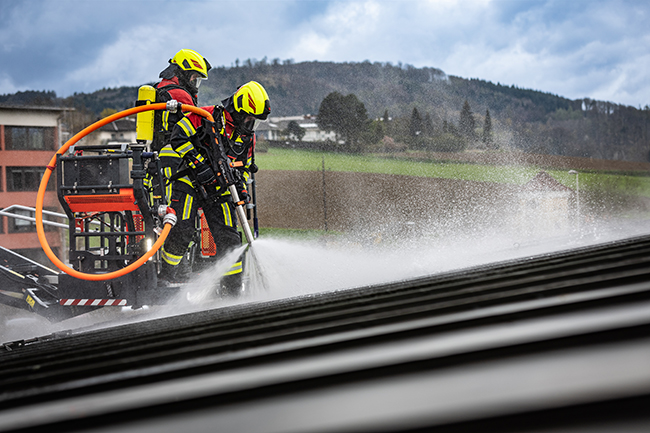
[59,299,128,306]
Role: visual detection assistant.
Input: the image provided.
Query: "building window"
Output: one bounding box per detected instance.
[6,167,54,191]
[9,208,35,233]
[7,208,57,233]
[5,126,56,150]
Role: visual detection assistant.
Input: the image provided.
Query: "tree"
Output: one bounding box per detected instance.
[100,108,118,119]
[423,112,434,137]
[459,100,476,141]
[409,107,423,137]
[443,120,460,136]
[364,119,384,147]
[317,92,369,152]
[482,109,494,148]
[286,120,306,142]
[381,109,392,136]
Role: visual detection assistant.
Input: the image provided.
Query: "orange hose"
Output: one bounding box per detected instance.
[36,103,213,281]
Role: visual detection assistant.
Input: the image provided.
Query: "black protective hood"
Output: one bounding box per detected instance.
[159,63,180,80]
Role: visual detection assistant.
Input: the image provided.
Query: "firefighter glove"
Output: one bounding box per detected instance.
[238,190,251,204]
[195,162,217,186]
[236,182,250,204]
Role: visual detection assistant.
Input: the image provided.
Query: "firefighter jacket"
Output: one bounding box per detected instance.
[150,77,198,152]
[155,77,197,105]
[164,105,255,196]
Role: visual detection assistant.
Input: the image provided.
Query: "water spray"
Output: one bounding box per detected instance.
[229,184,255,244]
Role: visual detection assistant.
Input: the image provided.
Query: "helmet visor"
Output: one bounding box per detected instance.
[189,72,206,89]
[241,116,264,134]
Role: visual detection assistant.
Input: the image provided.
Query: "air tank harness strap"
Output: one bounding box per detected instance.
[167,167,230,204]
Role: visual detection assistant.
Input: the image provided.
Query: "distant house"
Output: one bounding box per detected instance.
[84,117,137,146]
[516,171,575,238]
[0,104,72,266]
[256,115,336,142]
[79,114,333,146]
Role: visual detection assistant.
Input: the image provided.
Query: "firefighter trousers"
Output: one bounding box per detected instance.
[160,178,243,291]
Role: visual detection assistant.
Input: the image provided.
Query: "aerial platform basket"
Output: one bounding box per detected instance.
[45,143,174,317]
[0,102,238,322]
[56,144,155,274]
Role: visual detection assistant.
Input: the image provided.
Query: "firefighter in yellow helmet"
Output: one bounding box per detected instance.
[158,81,271,296]
[157,49,211,105]
[150,49,211,151]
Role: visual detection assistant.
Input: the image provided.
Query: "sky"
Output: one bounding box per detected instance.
[0,0,648,108]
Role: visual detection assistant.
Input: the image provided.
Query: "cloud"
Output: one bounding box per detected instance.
[65,25,169,92]
[0,0,145,88]
[0,0,648,107]
[56,0,310,93]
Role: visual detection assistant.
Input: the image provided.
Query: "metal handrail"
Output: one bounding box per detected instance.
[0,205,69,229]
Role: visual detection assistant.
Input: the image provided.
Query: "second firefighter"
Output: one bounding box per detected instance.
[158,81,271,295]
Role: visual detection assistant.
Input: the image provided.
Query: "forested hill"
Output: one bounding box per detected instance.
[1,60,649,162]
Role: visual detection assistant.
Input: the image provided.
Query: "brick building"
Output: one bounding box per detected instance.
[0,105,72,266]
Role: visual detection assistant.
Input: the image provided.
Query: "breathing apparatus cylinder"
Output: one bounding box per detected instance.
[136,85,156,144]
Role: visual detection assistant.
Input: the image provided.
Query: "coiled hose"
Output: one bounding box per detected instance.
[35,103,214,281]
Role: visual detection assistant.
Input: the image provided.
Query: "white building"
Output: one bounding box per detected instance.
[78,113,335,146]
[84,117,137,146]
[256,115,336,142]
[516,171,575,239]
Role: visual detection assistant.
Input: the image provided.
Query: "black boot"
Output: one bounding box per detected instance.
[158,260,179,286]
[220,273,243,298]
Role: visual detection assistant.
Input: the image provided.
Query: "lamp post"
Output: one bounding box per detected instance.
[568,170,580,234]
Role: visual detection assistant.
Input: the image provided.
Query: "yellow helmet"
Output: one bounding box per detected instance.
[170,49,211,79]
[222,81,271,136]
[231,81,271,120]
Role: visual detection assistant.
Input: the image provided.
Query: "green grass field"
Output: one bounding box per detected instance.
[256,148,650,198]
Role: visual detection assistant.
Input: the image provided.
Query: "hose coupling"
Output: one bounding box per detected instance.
[157,206,177,227]
[166,100,180,113]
